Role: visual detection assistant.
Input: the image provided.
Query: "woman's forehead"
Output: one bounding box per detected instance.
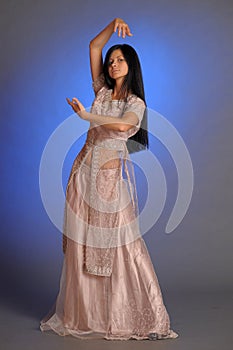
[109,49,124,60]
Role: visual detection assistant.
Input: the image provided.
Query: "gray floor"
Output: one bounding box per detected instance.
[1,291,233,350]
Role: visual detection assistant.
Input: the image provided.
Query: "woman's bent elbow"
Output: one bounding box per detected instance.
[118,124,134,132]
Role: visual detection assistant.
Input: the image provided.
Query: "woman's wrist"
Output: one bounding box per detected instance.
[78,110,89,120]
[89,19,115,49]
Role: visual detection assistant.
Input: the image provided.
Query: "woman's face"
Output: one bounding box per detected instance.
[108,49,128,81]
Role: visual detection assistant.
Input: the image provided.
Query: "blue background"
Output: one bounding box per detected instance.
[1,0,233,316]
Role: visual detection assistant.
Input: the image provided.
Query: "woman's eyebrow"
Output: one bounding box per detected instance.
[109,55,123,60]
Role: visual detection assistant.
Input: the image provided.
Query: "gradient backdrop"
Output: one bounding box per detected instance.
[0,0,233,318]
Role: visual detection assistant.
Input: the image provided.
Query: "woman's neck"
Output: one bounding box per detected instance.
[112,83,132,100]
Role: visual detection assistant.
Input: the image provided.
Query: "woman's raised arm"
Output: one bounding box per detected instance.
[89,18,133,82]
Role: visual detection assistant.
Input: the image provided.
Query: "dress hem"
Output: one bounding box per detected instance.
[40,317,179,341]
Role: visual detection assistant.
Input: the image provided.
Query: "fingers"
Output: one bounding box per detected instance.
[117,23,131,37]
[66,97,80,113]
[117,24,121,37]
[114,19,133,38]
[122,26,126,38]
[72,97,79,104]
[113,20,118,33]
[126,26,133,37]
[66,97,75,108]
[71,97,80,109]
[66,97,79,105]
[73,98,85,111]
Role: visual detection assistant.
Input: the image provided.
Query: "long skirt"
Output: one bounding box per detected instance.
[40,153,179,341]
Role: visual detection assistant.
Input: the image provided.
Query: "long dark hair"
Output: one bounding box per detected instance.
[103,44,148,153]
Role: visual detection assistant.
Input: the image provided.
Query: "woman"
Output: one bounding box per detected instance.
[40,18,179,341]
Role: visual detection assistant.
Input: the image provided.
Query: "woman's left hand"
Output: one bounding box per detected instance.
[66,97,86,119]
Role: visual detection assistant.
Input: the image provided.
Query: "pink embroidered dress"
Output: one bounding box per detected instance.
[39,73,179,341]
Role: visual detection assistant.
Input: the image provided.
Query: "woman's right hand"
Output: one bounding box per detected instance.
[113,18,133,38]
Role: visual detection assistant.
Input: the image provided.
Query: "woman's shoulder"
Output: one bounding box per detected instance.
[126,93,146,107]
[124,94,146,123]
[92,72,108,95]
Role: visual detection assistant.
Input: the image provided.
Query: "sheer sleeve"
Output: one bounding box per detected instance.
[123,96,146,127]
[92,72,106,95]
